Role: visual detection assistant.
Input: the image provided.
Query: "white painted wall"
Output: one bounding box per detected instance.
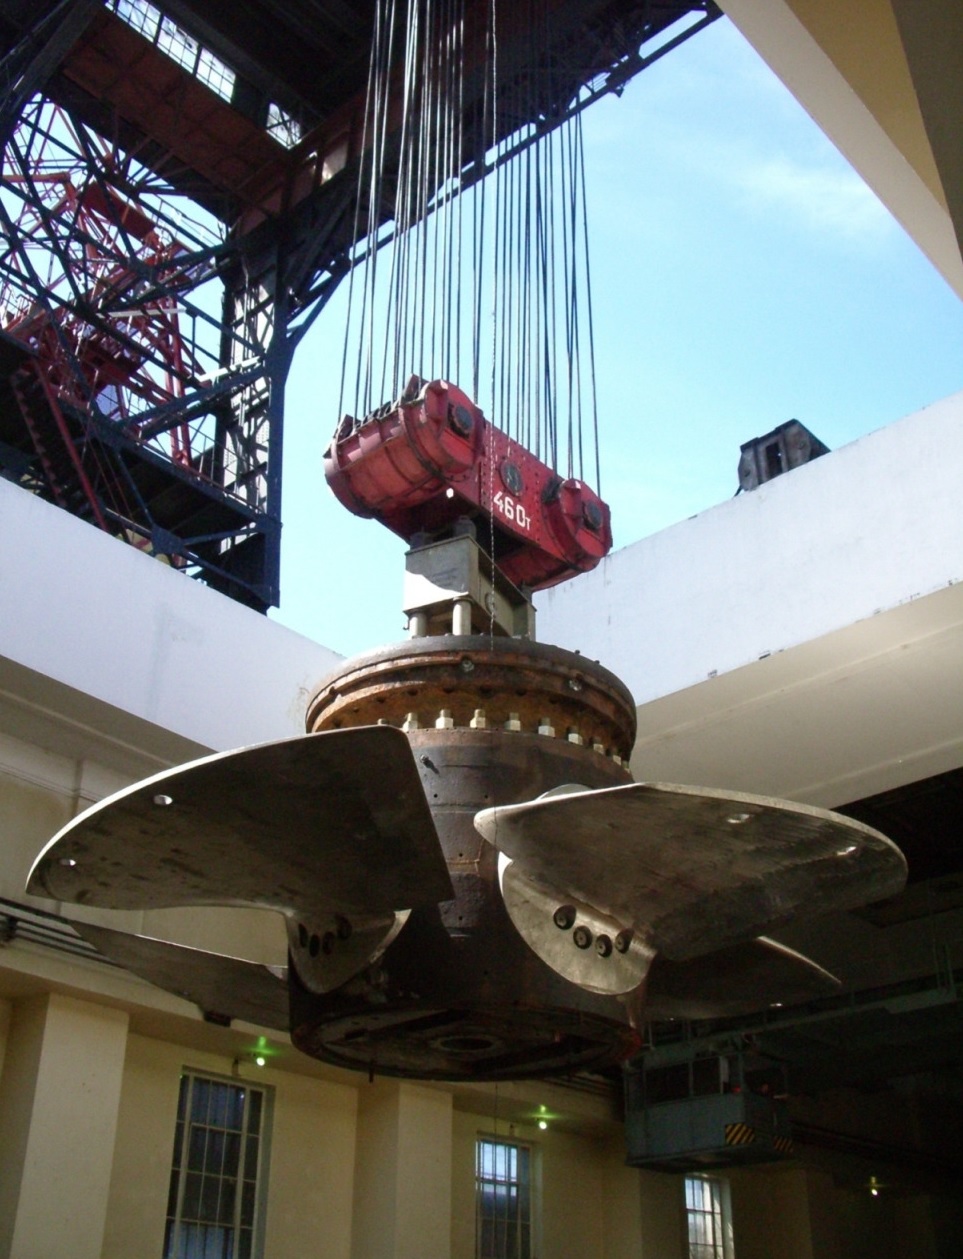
[0,480,342,752]
[538,391,963,709]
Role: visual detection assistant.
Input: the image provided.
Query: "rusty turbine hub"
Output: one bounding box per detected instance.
[294,634,641,1080]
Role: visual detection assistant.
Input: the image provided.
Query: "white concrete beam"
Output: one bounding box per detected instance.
[539,392,963,805]
[0,481,342,757]
[720,0,963,297]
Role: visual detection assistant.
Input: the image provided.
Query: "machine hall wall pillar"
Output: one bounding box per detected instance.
[351,1080,453,1259]
[0,992,129,1259]
[727,1164,841,1259]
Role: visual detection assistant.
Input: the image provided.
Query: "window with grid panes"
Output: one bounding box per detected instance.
[685,1175,733,1259]
[164,1071,269,1259]
[475,1137,532,1259]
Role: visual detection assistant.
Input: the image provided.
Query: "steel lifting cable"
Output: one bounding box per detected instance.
[576,109,601,493]
[336,8,379,424]
[381,0,420,402]
[441,0,458,382]
[427,3,442,374]
[486,0,498,642]
[336,0,602,495]
[339,0,394,422]
[470,4,490,404]
[397,0,423,389]
[563,110,578,479]
[453,0,466,382]
[353,0,386,413]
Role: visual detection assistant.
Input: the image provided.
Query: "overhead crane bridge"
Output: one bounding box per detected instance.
[0,0,720,609]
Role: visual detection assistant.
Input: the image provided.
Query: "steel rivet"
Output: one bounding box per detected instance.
[573,925,593,950]
[595,934,613,958]
[614,930,633,954]
[553,905,576,930]
[153,794,174,807]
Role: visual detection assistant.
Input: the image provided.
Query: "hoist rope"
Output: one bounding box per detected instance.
[336,0,601,494]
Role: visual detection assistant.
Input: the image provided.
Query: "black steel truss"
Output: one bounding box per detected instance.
[0,0,721,612]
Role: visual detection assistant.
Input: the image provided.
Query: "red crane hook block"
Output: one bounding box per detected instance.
[325,377,612,591]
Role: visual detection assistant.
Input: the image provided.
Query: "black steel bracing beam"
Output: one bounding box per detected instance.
[269,1,723,323]
[0,0,100,146]
[0,98,282,607]
[0,0,719,613]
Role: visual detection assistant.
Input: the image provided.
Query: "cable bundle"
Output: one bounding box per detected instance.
[338,0,600,490]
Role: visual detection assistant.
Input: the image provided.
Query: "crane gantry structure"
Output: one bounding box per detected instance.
[0,0,720,610]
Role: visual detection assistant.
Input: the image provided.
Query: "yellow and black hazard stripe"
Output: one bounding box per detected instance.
[772,1135,794,1154]
[724,1123,756,1146]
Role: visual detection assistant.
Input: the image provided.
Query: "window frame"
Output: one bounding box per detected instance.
[684,1174,734,1259]
[164,1067,273,1259]
[475,1134,536,1259]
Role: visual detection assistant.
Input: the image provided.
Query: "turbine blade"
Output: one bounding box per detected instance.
[76,921,290,1030]
[498,854,655,996]
[29,726,452,925]
[475,782,905,960]
[646,936,840,1020]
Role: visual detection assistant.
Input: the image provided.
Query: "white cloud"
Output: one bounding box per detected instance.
[730,153,895,243]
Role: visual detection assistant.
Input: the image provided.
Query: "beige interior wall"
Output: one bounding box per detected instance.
[728,1165,816,1259]
[834,1185,933,1259]
[102,1033,182,1259]
[538,1125,606,1257]
[452,1110,655,1259]
[451,1108,478,1259]
[395,1084,454,1259]
[351,1080,453,1259]
[891,0,963,261]
[103,1032,360,1259]
[599,1135,646,1259]
[783,0,945,205]
[0,767,73,904]
[0,993,129,1259]
[267,1068,358,1259]
[638,1169,686,1258]
[801,1169,842,1259]
[0,999,9,1084]
[350,1082,403,1258]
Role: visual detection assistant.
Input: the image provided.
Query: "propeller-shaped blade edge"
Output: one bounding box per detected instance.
[75,921,290,1030]
[476,781,906,961]
[28,727,452,931]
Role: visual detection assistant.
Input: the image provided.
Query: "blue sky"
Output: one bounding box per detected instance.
[272,16,963,655]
